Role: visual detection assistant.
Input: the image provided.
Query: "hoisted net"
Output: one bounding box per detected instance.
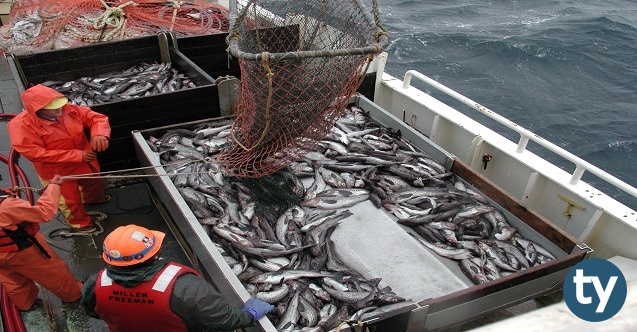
[218,0,388,178]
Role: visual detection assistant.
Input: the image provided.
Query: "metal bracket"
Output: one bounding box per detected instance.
[405,304,429,332]
[216,76,239,117]
[558,194,585,217]
[157,32,172,64]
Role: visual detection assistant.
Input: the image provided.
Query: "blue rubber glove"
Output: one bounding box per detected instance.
[242,297,274,320]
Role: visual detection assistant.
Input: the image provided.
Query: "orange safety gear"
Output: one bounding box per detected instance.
[7,84,111,228]
[102,225,165,267]
[0,184,81,310]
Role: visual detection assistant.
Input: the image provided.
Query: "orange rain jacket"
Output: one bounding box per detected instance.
[0,185,82,310]
[7,84,111,180]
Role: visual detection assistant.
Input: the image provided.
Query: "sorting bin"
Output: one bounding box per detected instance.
[6,32,221,171]
[132,93,591,331]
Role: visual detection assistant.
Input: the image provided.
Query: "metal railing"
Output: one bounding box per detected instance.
[401,70,637,199]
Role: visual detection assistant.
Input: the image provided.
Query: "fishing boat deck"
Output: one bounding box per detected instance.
[1,55,195,331]
[1,52,543,331]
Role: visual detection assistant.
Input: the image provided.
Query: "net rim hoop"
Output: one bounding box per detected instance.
[226,34,387,61]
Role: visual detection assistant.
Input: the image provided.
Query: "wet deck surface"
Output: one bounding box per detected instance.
[1,55,194,331]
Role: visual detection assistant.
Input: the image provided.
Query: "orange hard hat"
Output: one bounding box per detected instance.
[102,224,165,267]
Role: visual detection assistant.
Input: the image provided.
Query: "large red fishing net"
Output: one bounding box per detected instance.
[0,0,230,54]
[218,0,388,178]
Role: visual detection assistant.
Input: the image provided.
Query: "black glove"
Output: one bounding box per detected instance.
[242,297,274,321]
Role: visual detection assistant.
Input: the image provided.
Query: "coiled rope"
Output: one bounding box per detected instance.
[94,0,138,42]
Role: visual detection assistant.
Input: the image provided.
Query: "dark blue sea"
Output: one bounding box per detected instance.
[378,0,637,210]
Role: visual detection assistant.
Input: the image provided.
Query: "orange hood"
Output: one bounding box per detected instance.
[20,84,66,116]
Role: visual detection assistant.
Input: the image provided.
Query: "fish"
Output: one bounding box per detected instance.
[42,61,197,106]
[477,242,517,272]
[384,187,463,204]
[276,290,301,330]
[248,270,340,284]
[321,283,375,304]
[459,259,489,284]
[301,194,369,209]
[255,283,291,304]
[513,236,556,260]
[152,103,559,327]
[298,295,320,327]
[409,233,473,260]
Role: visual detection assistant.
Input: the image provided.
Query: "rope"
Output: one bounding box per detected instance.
[230,51,274,151]
[61,170,222,180]
[60,157,212,180]
[61,157,204,178]
[6,157,218,193]
[4,186,46,195]
[166,0,184,32]
[226,0,258,45]
[93,0,138,42]
[371,0,389,40]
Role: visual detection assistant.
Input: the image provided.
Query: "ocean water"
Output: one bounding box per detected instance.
[378,0,637,210]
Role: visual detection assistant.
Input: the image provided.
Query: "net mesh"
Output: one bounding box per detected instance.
[218,0,388,178]
[0,0,230,55]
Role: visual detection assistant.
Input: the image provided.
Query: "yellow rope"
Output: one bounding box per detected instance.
[230,52,274,151]
[94,0,138,42]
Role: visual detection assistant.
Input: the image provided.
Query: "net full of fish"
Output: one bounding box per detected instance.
[145,105,557,330]
[40,61,197,107]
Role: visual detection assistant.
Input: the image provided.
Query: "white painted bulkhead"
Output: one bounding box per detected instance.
[369,54,637,260]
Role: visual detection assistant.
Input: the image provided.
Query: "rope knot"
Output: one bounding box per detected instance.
[166,0,184,9]
[94,0,138,41]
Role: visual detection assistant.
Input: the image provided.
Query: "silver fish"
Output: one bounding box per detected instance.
[255,283,291,304]
[248,270,339,284]
[276,290,301,330]
[410,233,473,260]
[459,259,489,284]
[301,194,369,209]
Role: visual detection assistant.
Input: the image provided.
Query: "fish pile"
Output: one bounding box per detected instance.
[145,104,557,330]
[41,62,197,106]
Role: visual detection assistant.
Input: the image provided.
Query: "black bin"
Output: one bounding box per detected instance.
[172,32,241,79]
[6,33,223,171]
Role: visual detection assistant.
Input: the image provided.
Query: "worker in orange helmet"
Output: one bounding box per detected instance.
[81,224,274,331]
[0,175,82,310]
[7,84,111,237]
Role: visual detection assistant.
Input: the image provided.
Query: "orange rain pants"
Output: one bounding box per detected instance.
[0,232,82,310]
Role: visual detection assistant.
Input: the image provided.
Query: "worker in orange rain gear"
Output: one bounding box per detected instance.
[81,225,274,332]
[0,175,82,310]
[7,84,111,237]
